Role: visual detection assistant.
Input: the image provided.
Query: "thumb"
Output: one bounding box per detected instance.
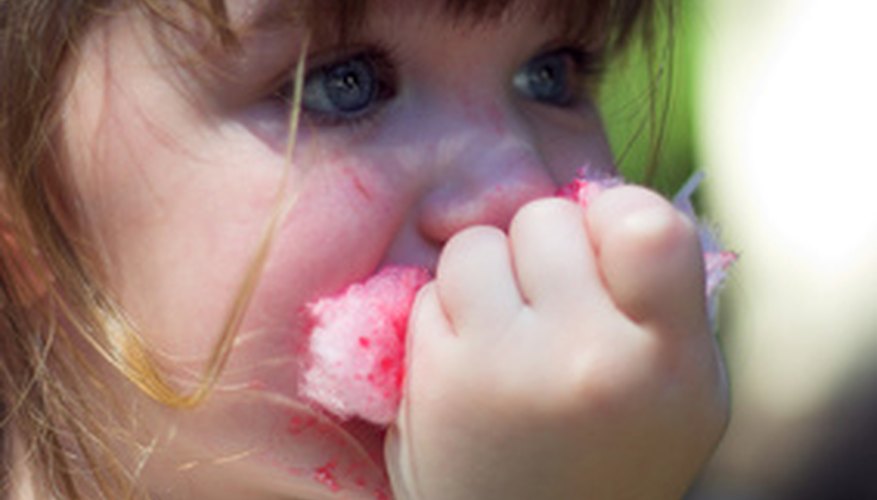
[384,422,420,500]
[385,282,450,500]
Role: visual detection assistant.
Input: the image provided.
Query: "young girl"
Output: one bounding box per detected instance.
[0,0,729,498]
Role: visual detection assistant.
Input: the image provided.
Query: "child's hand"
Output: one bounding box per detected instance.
[385,186,729,500]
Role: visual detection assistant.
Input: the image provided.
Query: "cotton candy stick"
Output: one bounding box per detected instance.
[299,173,735,425]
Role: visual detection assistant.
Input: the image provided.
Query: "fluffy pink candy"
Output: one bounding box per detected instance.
[300,172,735,426]
[300,266,430,425]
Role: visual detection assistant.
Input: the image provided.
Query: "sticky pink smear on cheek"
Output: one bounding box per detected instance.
[284,458,391,499]
[311,459,390,498]
[343,166,374,202]
[313,461,341,492]
[278,413,392,498]
[298,170,735,427]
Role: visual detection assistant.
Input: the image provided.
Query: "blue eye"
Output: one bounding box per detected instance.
[299,52,394,123]
[513,49,586,106]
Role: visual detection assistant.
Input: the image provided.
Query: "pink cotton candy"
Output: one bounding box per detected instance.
[300,171,735,426]
[555,175,622,208]
[301,266,430,425]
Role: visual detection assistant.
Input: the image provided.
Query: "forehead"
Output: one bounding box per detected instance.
[233,0,612,42]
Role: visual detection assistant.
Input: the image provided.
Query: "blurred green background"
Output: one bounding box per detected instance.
[598,1,700,195]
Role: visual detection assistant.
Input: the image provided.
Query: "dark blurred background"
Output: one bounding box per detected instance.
[598,1,877,498]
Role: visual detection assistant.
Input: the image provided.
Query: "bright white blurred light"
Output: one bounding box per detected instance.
[700,0,877,418]
[706,0,877,272]
[745,3,877,268]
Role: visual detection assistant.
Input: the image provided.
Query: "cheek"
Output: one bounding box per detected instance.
[232,150,416,356]
[92,162,284,365]
[546,131,616,180]
[539,124,617,184]
[249,155,413,326]
[527,106,617,179]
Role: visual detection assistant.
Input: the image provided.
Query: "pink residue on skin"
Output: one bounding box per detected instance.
[286,414,319,435]
[556,175,622,208]
[313,461,342,492]
[349,170,373,202]
[277,413,390,497]
[309,457,392,498]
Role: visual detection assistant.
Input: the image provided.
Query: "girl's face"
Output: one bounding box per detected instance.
[61,1,615,497]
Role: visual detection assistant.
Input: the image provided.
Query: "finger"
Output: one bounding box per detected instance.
[586,186,708,336]
[435,226,525,336]
[508,198,604,311]
[391,282,459,498]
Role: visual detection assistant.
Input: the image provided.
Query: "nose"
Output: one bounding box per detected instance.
[417,122,557,245]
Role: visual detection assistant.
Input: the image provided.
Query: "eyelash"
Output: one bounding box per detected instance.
[517,45,603,108]
[272,46,398,130]
[558,46,606,100]
[272,43,603,129]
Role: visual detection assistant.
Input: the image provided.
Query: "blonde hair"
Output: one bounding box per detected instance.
[0,0,665,497]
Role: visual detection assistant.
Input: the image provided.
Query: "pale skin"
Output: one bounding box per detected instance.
[46,0,728,498]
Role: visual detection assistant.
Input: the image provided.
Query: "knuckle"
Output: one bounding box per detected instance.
[444,224,506,255]
[563,336,713,417]
[511,197,578,230]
